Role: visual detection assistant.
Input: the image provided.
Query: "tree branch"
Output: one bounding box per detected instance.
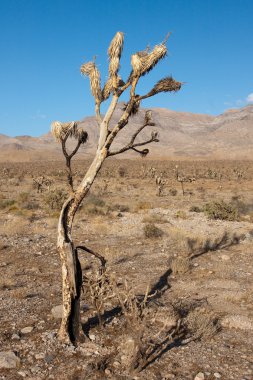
[108,135,158,157]
[76,245,107,268]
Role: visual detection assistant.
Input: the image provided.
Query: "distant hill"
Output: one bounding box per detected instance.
[1,104,253,162]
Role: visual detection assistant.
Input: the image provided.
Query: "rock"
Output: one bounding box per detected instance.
[51,305,62,319]
[221,254,229,260]
[214,373,221,378]
[11,333,20,340]
[221,315,253,330]
[21,326,33,334]
[35,353,45,360]
[17,371,26,377]
[89,334,96,341]
[194,373,205,380]
[0,351,20,369]
[45,353,55,364]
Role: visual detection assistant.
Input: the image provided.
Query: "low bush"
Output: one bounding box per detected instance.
[144,223,163,238]
[0,199,16,209]
[43,188,68,211]
[204,200,238,221]
[110,203,130,212]
[175,210,188,219]
[189,205,202,213]
[169,188,177,196]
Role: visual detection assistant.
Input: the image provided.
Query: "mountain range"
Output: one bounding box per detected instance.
[1,104,253,162]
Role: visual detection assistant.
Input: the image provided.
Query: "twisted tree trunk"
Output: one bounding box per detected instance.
[57,149,107,344]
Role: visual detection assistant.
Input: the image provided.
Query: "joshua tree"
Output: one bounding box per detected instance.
[175,165,195,195]
[51,31,181,344]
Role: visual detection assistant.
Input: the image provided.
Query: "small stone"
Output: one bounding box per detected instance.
[214,373,221,378]
[193,263,199,267]
[104,368,111,376]
[11,333,20,340]
[89,334,96,341]
[35,353,45,360]
[51,305,62,319]
[21,326,33,334]
[17,371,26,377]
[221,254,229,261]
[194,373,205,380]
[45,354,55,364]
[0,351,20,369]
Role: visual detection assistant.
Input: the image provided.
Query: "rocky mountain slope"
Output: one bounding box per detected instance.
[1,105,253,161]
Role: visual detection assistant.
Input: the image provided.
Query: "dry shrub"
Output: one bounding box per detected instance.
[0,199,16,210]
[135,201,152,211]
[170,255,191,275]
[168,188,177,196]
[143,223,163,238]
[204,200,238,221]
[142,213,168,224]
[189,205,202,213]
[118,166,127,177]
[43,188,68,211]
[84,269,180,373]
[173,299,220,342]
[175,210,188,219]
[109,203,130,212]
[183,306,219,341]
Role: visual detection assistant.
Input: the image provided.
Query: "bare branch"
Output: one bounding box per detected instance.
[76,245,107,269]
[108,111,158,157]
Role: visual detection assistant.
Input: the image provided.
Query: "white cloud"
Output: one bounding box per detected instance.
[246,93,253,103]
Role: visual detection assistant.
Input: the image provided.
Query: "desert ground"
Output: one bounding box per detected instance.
[0,159,253,380]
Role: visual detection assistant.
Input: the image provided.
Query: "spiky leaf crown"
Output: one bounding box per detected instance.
[51,121,88,144]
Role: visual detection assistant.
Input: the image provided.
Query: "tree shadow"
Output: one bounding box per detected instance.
[82,306,122,336]
[188,231,241,260]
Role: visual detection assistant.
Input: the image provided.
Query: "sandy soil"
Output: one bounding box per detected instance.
[0,160,253,380]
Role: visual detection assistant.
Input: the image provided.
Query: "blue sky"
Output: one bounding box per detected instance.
[0,0,253,137]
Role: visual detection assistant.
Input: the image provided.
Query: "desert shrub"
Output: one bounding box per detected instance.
[136,201,152,211]
[142,214,168,224]
[118,166,127,177]
[170,256,191,275]
[17,192,39,210]
[175,210,188,219]
[144,223,163,238]
[230,196,253,216]
[204,200,238,221]
[110,203,130,212]
[43,188,68,210]
[86,194,105,207]
[189,205,202,213]
[18,192,29,203]
[0,199,16,209]
[83,195,107,215]
[169,188,177,196]
[86,205,106,215]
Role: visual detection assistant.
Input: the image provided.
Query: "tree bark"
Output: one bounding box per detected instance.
[57,148,107,344]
